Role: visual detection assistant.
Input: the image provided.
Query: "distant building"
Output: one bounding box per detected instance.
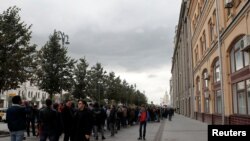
[0,81,49,108]
[169,77,173,107]
[162,91,170,106]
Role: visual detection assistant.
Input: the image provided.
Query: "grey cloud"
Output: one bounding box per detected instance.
[66,26,175,71]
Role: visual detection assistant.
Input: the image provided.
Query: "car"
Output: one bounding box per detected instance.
[0,108,7,122]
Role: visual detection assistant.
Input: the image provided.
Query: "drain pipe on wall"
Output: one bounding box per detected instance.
[215,0,225,125]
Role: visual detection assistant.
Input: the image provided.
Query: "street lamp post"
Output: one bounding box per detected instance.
[57,30,70,47]
[98,82,100,104]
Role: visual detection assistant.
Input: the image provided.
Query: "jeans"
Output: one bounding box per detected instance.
[10,130,25,141]
[93,125,104,137]
[139,121,147,138]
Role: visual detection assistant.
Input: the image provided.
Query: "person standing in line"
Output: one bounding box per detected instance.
[39,99,58,141]
[72,100,93,141]
[137,105,148,140]
[62,100,74,141]
[6,95,26,141]
[108,105,117,137]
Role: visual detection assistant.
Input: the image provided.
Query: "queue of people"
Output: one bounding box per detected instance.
[6,95,175,141]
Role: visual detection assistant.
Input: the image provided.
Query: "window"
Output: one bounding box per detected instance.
[230,37,249,73]
[197,77,201,93]
[227,8,231,18]
[202,31,207,51]
[195,48,198,65]
[232,80,250,115]
[203,70,209,89]
[215,90,222,114]
[200,38,204,55]
[214,60,220,83]
[205,97,210,113]
[196,77,201,113]
[237,81,246,114]
[233,81,249,115]
[209,19,214,44]
[212,11,217,37]
[198,96,201,112]
[203,70,209,113]
[247,80,250,115]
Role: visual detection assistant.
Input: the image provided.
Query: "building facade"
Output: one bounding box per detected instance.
[172,0,194,118]
[0,81,49,108]
[172,0,250,124]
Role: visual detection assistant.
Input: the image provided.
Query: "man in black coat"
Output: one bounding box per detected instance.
[39,99,58,141]
[73,100,93,141]
[6,95,26,141]
[62,100,74,141]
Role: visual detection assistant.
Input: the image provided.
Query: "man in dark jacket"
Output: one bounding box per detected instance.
[92,103,106,140]
[73,100,93,141]
[39,99,58,141]
[62,100,74,141]
[6,95,26,141]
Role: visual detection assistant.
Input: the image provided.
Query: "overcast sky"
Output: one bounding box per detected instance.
[1,0,182,105]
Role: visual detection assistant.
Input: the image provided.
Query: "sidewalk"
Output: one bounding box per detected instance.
[161,114,208,141]
[0,114,208,141]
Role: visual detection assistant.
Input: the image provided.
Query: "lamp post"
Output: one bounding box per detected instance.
[57,30,70,47]
[215,0,225,125]
[98,82,100,104]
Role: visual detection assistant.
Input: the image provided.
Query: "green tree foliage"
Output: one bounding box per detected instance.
[0,6,36,92]
[86,63,106,103]
[105,72,122,102]
[72,58,89,99]
[36,30,75,98]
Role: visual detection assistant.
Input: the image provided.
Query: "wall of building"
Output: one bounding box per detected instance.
[172,0,250,124]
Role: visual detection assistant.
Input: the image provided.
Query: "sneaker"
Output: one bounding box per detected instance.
[138,137,142,140]
[143,137,146,140]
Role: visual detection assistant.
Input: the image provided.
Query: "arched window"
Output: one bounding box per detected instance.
[230,36,250,115]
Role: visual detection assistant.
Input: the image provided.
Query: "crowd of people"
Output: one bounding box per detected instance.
[6,95,175,141]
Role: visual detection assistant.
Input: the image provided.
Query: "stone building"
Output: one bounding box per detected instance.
[172,0,250,124]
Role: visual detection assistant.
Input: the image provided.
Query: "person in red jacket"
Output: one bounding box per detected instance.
[137,105,148,140]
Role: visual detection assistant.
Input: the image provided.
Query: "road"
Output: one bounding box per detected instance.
[0,114,208,141]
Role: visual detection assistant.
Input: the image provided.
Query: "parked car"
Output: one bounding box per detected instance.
[0,108,7,122]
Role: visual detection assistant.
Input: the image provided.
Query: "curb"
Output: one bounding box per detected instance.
[0,131,10,138]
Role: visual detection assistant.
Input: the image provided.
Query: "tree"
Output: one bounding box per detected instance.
[36,30,75,99]
[72,58,89,99]
[0,6,36,92]
[105,72,123,102]
[86,63,106,103]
